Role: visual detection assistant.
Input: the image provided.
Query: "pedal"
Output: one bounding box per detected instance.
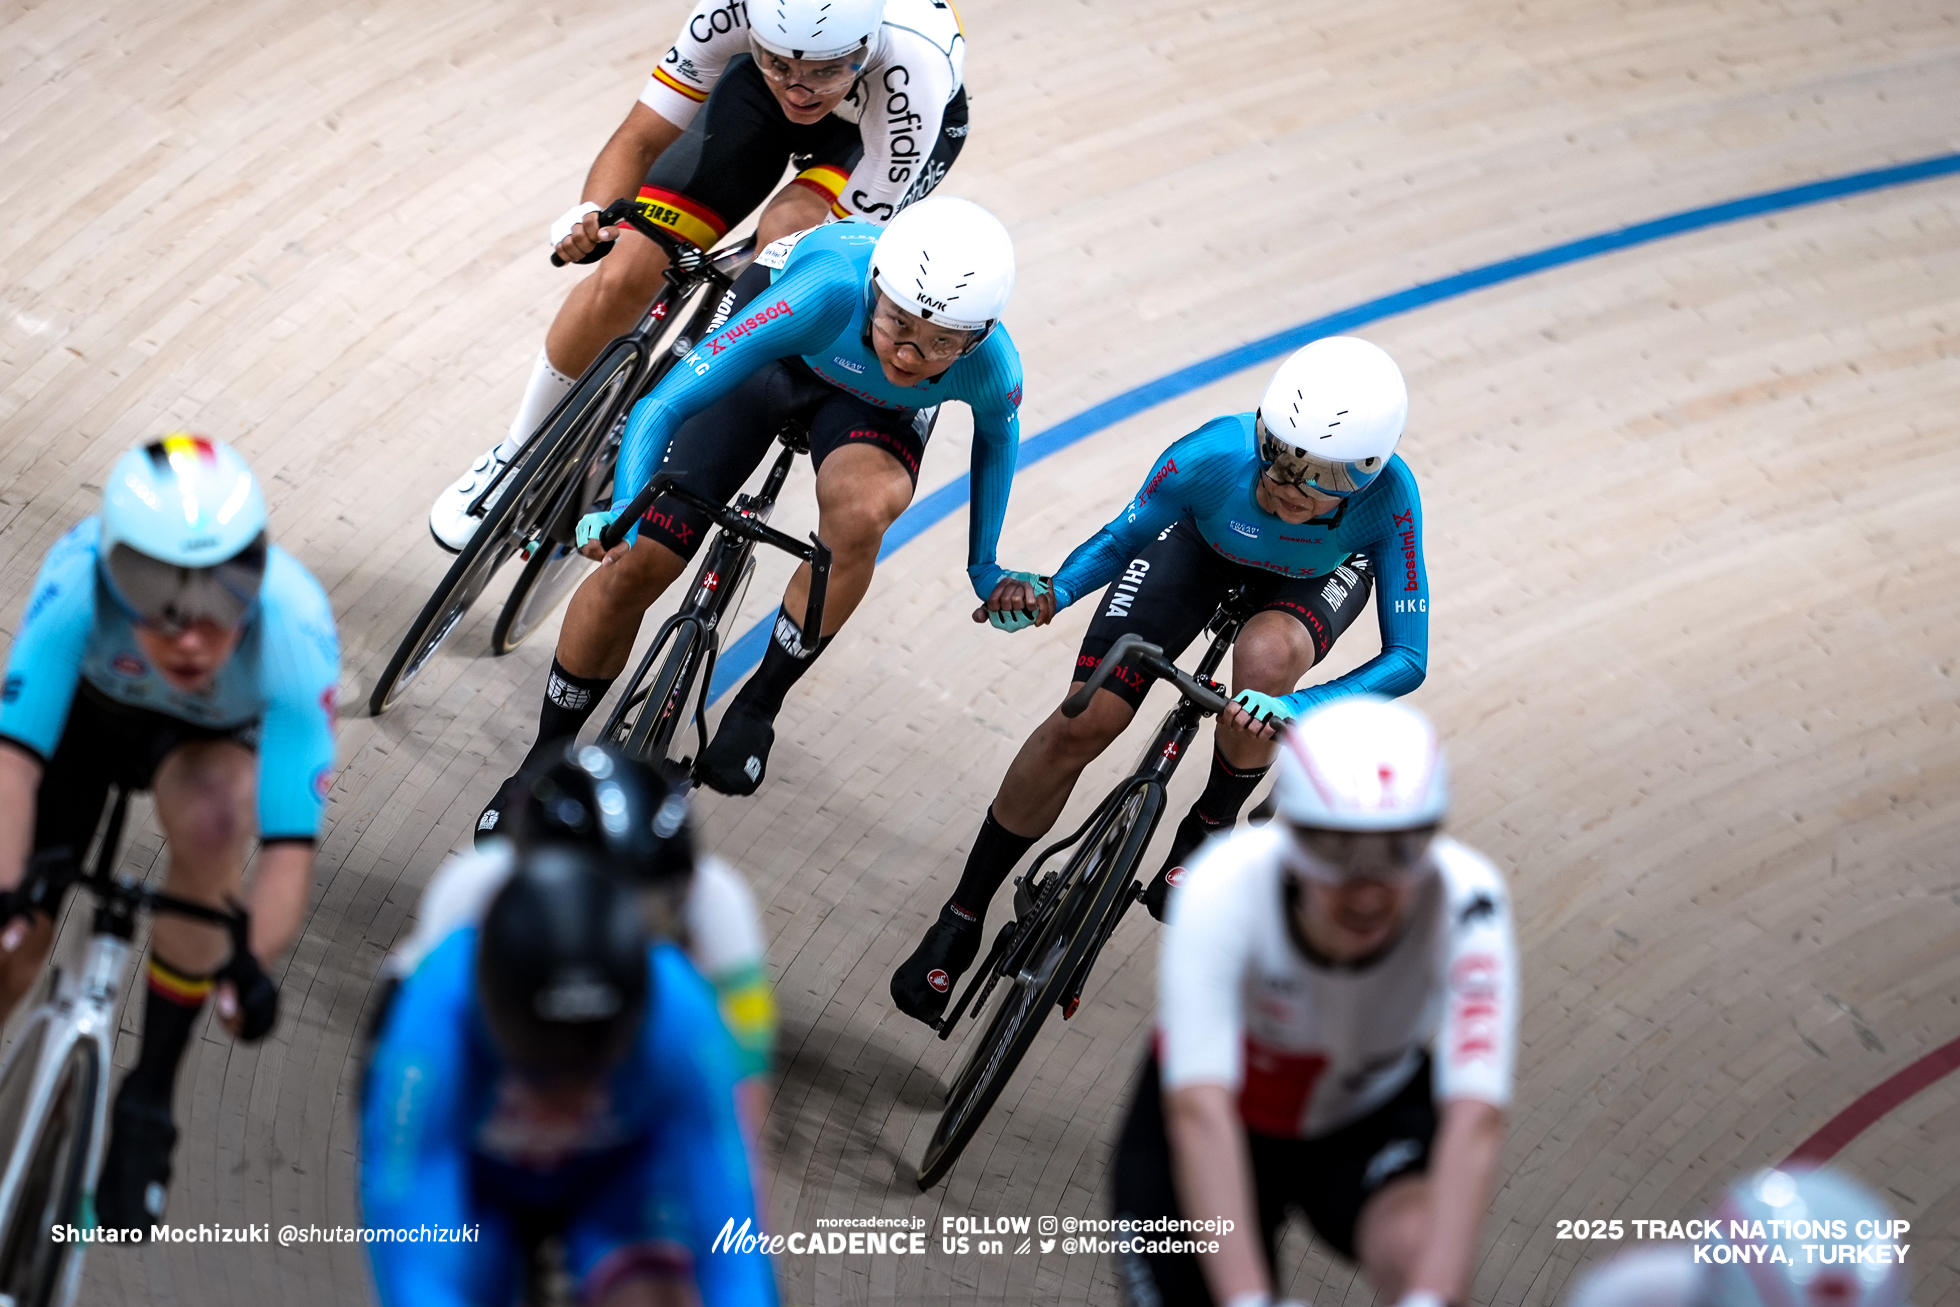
[1061,995,1080,1021]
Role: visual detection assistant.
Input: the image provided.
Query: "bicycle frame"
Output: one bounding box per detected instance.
[599,429,832,771]
[937,594,1253,1039]
[0,791,245,1304]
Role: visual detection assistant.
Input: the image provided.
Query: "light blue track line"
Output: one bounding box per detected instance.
[710,150,1960,701]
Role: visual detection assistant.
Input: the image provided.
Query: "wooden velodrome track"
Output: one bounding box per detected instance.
[2,0,1957,1302]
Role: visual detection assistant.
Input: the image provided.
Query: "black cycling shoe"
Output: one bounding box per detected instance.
[890,905,983,1027]
[1142,812,1219,923]
[474,773,523,847]
[697,705,777,796]
[97,1091,177,1237]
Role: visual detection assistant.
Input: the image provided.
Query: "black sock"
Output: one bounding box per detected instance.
[1191,747,1272,830]
[523,657,616,771]
[730,605,833,719]
[948,808,1040,923]
[119,955,214,1112]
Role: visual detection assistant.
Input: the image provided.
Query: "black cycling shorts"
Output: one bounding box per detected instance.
[1110,1051,1437,1307]
[638,55,969,248]
[635,268,934,559]
[17,682,259,862]
[1075,518,1375,710]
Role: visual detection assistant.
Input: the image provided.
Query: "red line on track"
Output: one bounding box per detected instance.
[1783,1034,1960,1166]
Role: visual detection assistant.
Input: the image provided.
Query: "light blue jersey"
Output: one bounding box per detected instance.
[1051,415,1429,716]
[614,221,1025,598]
[0,519,339,839]
[362,935,776,1307]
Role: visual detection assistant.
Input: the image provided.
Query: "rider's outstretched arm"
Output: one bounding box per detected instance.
[1048,419,1241,611]
[0,523,94,891]
[1157,841,1273,1300]
[1279,459,1430,718]
[1407,1097,1506,1302]
[960,336,1025,598]
[610,252,863,512]
[360,933,482,1307]
[1408,848,1517,1301]
[581,102,685,212]
[248,554,341,962]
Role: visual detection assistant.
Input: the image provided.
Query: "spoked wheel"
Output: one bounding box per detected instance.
[490,408,623,656]
[368,340,643,715]
[0,1040,98,1307]
[915,784,1157,1190]
[491,542,592,655]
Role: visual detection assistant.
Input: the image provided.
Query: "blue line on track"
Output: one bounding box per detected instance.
[709,150,1960,701]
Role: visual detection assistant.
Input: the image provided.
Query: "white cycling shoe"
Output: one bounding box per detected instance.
[428,442,517,553]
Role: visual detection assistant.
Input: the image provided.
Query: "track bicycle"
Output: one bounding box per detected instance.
[368,201,757,715]
[0,789,251,1307]
[914,591,1260,1189]
[591,435,833,776]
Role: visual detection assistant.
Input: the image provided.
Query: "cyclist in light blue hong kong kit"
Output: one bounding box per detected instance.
[893,338,1431,1025]
[0,435,340,1234]
[478,195,1025,819]
[362,846,776,1307]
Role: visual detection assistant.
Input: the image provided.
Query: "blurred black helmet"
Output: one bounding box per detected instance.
[475,845,650,1077]
[503,742,694,890]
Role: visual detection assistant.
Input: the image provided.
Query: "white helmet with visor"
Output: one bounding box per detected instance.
[1273,696,1446,883]
[1257,336,1408,499]
[749,0,885,61]
[869,195,1016,340]
[99,434,269,633]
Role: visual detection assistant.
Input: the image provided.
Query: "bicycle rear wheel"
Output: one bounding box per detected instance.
[0,1039,98,1307]
[915,783,1156,1190]
[368,340,644,715]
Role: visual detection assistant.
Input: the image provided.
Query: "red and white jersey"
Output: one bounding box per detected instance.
[1158,825,1518,1138]
[639,0,967,222]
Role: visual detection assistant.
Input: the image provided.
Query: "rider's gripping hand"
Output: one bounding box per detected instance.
[576,509,622,560]
[216,947,279,1042]
[551,200,619,265]
[973,571,1055,632]
[1224,689,1296,741]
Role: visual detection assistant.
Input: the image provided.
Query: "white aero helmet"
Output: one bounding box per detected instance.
[869,195,1016,337]
[1704,1166,1908,1307]
[1256,336,1409,498]
[100,433,269,631]
[1273,696,1447,832]
[749,0,886,60]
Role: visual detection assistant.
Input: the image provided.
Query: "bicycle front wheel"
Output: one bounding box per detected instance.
[915,784,1155,1190]
[623,623,706,768]
[0,1038,98,1307]
[369,340,644,715]
[491,541,592,655]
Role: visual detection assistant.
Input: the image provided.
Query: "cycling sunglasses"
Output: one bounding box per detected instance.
[1285,824,1439,886]
[103,537,267,635]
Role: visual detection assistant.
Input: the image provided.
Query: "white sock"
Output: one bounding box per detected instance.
[500,349,577,457]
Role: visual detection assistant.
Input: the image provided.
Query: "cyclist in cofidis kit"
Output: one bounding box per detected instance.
[1112,698,1515,1307]
[474,196,1026,821]
[891,337,1429,1025]
[0,436,340,1235]
[429,0,971,551]
[363,847,775,1307]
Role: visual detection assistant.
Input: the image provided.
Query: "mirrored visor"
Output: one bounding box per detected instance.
[103,536,267,633]
[1285,825,1438,885]
[1256,415,1375,496]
